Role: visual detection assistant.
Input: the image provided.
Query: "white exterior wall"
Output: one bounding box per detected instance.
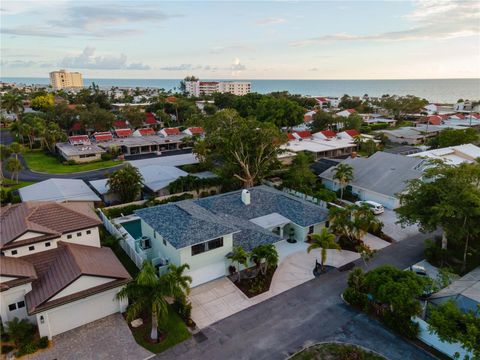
[50,276,113,301]
[179,234,234,272]
[2,227,100,257]
[0,283,34,326]
[140,221,181,265]
[36,286,127,339]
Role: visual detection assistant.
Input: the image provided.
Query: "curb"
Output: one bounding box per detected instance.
[285,341,391,360]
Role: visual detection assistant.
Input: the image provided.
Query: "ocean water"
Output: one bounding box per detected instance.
[2,77,479,103]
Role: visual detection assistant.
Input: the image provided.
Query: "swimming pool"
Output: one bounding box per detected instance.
[121,219,142,240]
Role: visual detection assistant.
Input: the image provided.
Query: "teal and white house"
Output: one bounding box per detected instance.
[118,186,329,287]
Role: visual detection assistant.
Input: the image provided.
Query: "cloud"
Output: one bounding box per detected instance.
[61,47,150,70]
[256,17,286,25]
[210,44,255,54]
[292,0,479,46]
[1,60,54,68]
[231,58,246,71]
[159,64,202,71]
[1,26,71,38]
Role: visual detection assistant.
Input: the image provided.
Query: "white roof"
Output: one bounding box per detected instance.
[408,144,480,165]
[19,179,101,202]
[89,179,109,195]
[249,213,291,229]
[139,165,188,192]
[281,137,356,153]
[128,153,198,168]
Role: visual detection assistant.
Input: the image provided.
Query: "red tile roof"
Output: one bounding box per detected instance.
[344,129,360,137]
[145,112,157,125]
[68,135,90,145]
[287,131,312,140]
[71,122,82,131]
[163,127,181,136]
[166,96,177,103]
[137,128,155,136]
[114,120,127,128]
[320,130,336,138]
[186,127,204,135]
[115,128,132,138]
[315,97,328,102]
[93,132,113,142]
[425,115,442,125]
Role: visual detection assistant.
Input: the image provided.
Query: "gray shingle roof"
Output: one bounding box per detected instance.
[319,152,425,197]
[134,185,328,250]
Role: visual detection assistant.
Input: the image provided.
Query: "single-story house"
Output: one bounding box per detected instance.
[379,125,465,145]
[132,128,156,137]
[337,129,360,140]
[159,127,181,137]
[183,127,204,137]
[0,202,130,339]
[96,134,184,157]
[56,136,106,163]
[128,186,329,286]
[336,109,356,117]
[408,143,480,166]
[319,151,425,209]
[18,179,101,205]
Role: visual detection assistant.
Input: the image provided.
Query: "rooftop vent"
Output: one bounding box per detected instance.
[241,189,251,205]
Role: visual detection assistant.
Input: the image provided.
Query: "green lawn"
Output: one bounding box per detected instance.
[23,150,121,174]
[1,179,35,191]
[291,343,386,360]
[130,309,191,353]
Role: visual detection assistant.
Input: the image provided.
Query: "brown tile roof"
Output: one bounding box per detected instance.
[0,256,37,291]
[0,202,101,249]
[25,242,131,314]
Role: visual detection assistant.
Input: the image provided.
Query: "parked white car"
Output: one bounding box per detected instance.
[355,200,385,215]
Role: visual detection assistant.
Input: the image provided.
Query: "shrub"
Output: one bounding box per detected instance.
[37,336,49,349]
[424,238,449,267]
[1,345,14,354]
[315,188,337,203]
[6,318,35,347]
[173,297,192,321]
[64,160,76,165]
[16,342,38,357]
[343,287,367,309]
[101,153,113,161]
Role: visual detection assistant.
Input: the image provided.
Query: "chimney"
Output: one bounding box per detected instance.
[241,189,251,205]
[351,151,357,158]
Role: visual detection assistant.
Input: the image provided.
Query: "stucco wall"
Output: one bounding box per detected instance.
[140,220,181,265]
[50,276,113,301]
[0,283,34,326]
[179,234,234,271]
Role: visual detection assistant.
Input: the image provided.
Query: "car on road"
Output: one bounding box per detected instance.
[354,200,385,215]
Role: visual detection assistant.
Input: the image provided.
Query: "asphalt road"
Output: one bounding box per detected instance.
[156,233,436,360]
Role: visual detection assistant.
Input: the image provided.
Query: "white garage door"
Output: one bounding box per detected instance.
[187,261,227,288]
[46,289,120,337]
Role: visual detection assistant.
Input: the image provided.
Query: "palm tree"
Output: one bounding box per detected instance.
[0,145,12,181]
[307,228,341,272]
[1,93,24,119]
[227,247,249,282]
[5,157,22,183]
[353,135,363,148]
[116,261,173,342]
[107,164,144,203]
[250,244,279,275]
[332,163,354,200]
[164,263,192,300]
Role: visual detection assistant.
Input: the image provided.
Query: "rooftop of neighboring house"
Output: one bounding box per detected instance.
[18,178,101,203]
[319,151,425,198]
[161,127,181,136]
[97,134,185,149]
[56,141,106,157]
[135,185,329,251]
[0,202,101,250]
[144,112,157,125]
[20,242,131,314]
[185,127,204,135]
[0,256,37,291]
[92,131,113,142]
[408,143,480,165]
[282,134,356,153]
[287,130,312,140]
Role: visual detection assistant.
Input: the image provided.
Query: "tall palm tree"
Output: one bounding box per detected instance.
[307,228,341,272]
[5,157,22,183]
[164,263,192,300]
[250,244,279,275]
[0,145,12,181]
[1,93,24,119]
[332,163,354,200]
[227,247,249,282]
[116,261,172,342]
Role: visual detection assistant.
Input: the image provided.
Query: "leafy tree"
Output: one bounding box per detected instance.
[79,105,115,131]
[107,164,144,203]
[227,246,249,282]
[283,152,317,192]
[328,204,382,246]
[307,228,341,272]
[374,95,428,119]
[360,139,377,156]
[339,94,363,110]
[343,113,363,131]
[428,300,480,358]
[200,109,287,188]
[203,103,217,115]
[74,83,111,109]
[5,157,23,183]
[1,92,24,117]
[309,110,335,132]
[116,261,190,342]
[255,96,305,128]
[42,122,66,153]
[250,244,279,275]
[0,144,12,180]
[332,163,354,199]
[212,92,236,109]
[6,317,35,347]
[46,103,79,131]
[123,106,146,129]
[31,94,54,112]
[428,128,479,149]
[396,160,480,272]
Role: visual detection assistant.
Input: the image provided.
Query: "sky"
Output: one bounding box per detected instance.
[1,0,479,80]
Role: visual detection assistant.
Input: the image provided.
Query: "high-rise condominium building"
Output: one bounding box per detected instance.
[49,70,84,90]
[185,80,251,97]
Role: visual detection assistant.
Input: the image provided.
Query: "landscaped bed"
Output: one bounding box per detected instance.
[23,150,121,173]
[126,309,191,354]
[291,342,386,360]
[228,267,276,298]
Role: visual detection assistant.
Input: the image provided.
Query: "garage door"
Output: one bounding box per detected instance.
[46,289,120,337]
[187,261,227,288]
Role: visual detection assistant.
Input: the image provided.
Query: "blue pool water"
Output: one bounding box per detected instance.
[121,219,142,240]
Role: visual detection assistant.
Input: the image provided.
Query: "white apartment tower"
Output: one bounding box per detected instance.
[49,69,84,90]
[185,80,251,97]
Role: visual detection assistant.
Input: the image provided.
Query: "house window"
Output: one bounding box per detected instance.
[8,304,16,311]
[28,246,35,251]
[191,243,206,256]
[11,250,18,255]
[77,232,82,237]
[308,226,314,234]
[17,301,25,309]
[67,234,72,239]
[207,238,223,250]
[45,242,51,247]
[163,239,167,246]
[86,230,91,235]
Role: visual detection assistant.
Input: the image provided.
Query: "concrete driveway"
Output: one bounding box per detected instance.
[379,209,420,242]
[26,314,152,360]
[189,243,361,329]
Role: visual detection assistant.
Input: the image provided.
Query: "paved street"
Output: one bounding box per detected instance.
[156,233,435,360]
